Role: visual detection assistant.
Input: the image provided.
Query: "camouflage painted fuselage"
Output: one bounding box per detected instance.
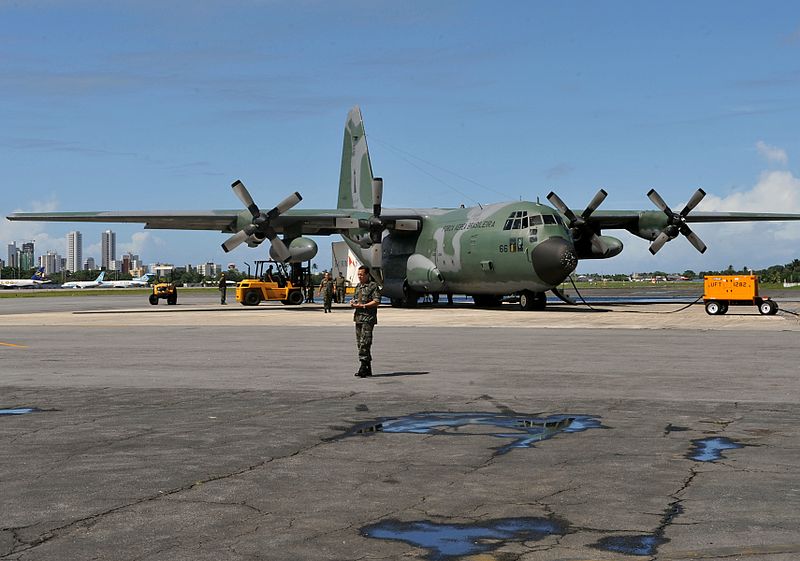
[339,201,578,300]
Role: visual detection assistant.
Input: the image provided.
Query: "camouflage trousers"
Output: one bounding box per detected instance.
[323,293,333,312]
[355,322,374,363]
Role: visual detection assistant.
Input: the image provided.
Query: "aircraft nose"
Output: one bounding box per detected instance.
[532,237,578,286]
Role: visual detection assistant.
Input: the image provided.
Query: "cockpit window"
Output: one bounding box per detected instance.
[502,210,530,231]
[530,215,543,225]
[543,215,557,225]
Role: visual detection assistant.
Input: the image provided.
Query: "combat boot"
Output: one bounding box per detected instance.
[355,361,368,377]
[355,360,370,378]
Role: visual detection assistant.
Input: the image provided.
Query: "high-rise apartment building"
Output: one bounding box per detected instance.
[101,230,116,270]
[67,231,82,273]
[39,251,62,275]
[7,242,18,268]
[20,242,35,270]
[84,257,96,270]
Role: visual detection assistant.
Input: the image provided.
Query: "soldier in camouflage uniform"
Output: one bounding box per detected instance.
[319,271,334,313]
[350,265,381,377]
[334,272,346,304]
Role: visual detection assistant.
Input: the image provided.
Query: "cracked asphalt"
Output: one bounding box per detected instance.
[1,293,799,560]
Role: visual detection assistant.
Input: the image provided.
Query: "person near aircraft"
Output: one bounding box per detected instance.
[335,272,346,304]
[218,273,227,304]
[265,265,275,282]
[305,277,315,303]
[351,265,381,378]
[319,271,334,313]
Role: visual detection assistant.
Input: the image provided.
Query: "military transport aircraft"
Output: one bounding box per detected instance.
[8,107,800,310]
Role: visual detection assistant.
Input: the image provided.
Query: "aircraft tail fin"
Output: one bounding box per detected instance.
[96,271,105,282]
[31,267,46,280]
[338,106,374,210]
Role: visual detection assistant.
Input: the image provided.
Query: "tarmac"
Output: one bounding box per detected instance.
[1,291,799,560]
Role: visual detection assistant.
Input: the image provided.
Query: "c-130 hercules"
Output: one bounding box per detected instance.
[8,106,800,310]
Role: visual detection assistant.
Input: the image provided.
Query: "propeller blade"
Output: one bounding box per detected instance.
[581,189,608,218]
[648,231,671,255]
[266,192,302,219]
[589,233,609,256]
[372,178,383,217]
[546,191,578,224]
[680,188,706,217]
[221,230,249,253]
[267,236,291,261]
[680,224,707,254]
[368,243,382,269]
[647,189,672,215]
[231,180,260,218]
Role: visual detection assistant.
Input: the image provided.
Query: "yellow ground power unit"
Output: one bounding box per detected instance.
[703,275,778,315]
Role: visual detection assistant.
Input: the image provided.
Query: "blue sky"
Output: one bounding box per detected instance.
[2,1,800,274]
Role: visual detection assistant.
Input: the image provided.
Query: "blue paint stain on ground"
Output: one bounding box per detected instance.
[344,412,603,455]
[591,502,683,556]
[361,517,567,560]
[687,437,744,462]
[0,407,41,415]
[593,534,667,556]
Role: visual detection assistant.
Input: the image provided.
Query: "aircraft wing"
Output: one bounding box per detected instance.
[6,208,425,236]
[585,210,800,229]
[6,210,243,232]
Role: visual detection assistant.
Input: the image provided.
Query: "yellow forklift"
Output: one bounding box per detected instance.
[149,275,177,305]
[236,260,305,306]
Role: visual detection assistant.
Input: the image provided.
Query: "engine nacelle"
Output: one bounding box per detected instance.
[269,237,318,262]
[574,235,624,259]
[405,254,445,292]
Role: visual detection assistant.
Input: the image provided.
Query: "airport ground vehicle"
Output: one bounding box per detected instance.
[703,275,778,315]
[149,281,177,305]
[236,261,304,306]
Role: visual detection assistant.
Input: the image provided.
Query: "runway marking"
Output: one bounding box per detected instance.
[0,341,27,348]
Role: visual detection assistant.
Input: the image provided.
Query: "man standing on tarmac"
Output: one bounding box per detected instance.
[350,265,381,378]
[335,272,346,304]
[319,271,334,313]
[218,273,227,305]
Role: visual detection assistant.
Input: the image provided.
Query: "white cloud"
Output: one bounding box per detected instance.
[755,141,788,165]
[119,231,166,256]
[700,170,800,213]
[1,195,65,257]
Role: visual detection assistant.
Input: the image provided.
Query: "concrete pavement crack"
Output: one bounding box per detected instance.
[0,436,329,559]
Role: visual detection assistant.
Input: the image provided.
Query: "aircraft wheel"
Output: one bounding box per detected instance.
[149,294,158,305]
[244,290,261,306]
[759,301,773,315]
[705,301,720,315]
[286,290,304,305]
[532,291,546,311]
[519,290,537,311]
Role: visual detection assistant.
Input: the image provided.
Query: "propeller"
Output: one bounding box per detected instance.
[221,180,302,261]
[546,189,609,254]
[646,188,707,255]
[353,177,420,270]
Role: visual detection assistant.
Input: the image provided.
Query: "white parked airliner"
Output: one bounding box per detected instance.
[62,271,105,289]
[103,272,155,288]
